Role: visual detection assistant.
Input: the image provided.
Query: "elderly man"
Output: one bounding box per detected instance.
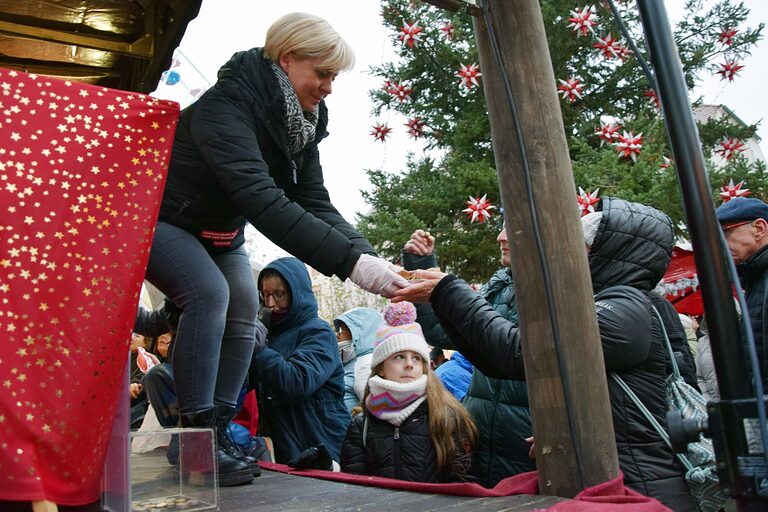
[715,196,768,389]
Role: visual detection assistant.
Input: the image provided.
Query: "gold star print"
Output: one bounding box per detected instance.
[1,68,179,497]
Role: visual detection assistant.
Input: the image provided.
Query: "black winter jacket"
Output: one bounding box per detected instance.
[737,244,768,389]
[428,197,693,511]
[159,48,374,279]
[341,402,471,483]
[402,251,534,487]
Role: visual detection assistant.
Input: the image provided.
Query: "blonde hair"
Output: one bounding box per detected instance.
[356,359,478,480]
[264,13,354,74]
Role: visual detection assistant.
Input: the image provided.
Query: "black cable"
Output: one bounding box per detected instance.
[606,0,657,90]
[477,0,588,487]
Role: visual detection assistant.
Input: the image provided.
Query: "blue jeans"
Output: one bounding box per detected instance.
[145,222,259,415]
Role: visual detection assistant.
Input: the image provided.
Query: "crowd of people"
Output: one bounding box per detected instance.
[125,10,768,511]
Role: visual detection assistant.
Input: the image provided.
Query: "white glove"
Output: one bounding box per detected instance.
[349,254,409,298]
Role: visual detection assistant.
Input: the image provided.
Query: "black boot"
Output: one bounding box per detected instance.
[216,406,262,477]
[180,408,254,486]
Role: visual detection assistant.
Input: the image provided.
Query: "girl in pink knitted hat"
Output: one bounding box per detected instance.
[340,301,477,483]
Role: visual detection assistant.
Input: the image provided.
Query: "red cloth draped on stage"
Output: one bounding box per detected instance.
[260,463,671,511]
[0,68,179,505]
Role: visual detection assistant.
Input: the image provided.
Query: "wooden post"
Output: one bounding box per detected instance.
[472,1,620,497]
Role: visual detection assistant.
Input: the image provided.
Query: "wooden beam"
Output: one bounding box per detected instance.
[0,12,154,58]
[421,0,482,16]
[0,58,121,80]
[132,1,202,93]
[472,0,620,497]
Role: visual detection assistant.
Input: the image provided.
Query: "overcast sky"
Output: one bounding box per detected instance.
[153,0,767,261]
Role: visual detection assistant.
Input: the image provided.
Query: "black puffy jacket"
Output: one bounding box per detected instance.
[159,48,374,279]
[340,402,472,483]
[428,197,693,511]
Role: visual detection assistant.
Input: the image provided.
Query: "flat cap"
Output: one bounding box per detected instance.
[715,197,768,226]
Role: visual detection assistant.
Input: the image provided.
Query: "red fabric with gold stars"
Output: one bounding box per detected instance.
[0,69,179,505]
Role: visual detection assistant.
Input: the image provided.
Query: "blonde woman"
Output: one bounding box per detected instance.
[145,13,406,487]
[341,302,477,483]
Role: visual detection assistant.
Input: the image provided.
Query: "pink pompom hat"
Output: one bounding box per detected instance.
[371,301,430,368]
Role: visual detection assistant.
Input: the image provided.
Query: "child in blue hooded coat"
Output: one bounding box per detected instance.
[251,257,350,464]
[333,307,383,411]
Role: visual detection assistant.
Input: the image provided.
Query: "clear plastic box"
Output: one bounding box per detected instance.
[129,427,218,512]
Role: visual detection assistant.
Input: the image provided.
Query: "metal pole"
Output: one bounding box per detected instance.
[637,1,767,508]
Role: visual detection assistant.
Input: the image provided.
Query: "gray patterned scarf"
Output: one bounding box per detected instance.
[271,62,318,154]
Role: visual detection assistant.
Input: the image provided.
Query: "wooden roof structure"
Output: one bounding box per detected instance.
[0,0,202,93]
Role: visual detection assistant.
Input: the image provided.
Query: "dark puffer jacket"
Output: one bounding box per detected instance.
[737,244,768,389]
[159,48,374,279]
[428,197,693,511]
[341,402,471,483]
[252,257,350,464]
[402,252,534,487]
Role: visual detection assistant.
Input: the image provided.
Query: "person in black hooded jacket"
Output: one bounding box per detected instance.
[144,13,407,485]
[393,197,694,511]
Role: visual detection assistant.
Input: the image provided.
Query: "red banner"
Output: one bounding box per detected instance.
[0,68,179,505]
[661,247,704,317]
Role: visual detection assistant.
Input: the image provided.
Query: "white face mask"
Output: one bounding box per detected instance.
[338,340,355,364]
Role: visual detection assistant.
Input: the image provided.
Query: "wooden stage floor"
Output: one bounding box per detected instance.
[131,450,566,512]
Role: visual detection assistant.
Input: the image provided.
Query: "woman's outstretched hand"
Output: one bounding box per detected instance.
[349,254,409,298]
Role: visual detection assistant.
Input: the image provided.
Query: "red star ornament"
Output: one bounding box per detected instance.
[716,138,746,160]
[644,89,661,109]
[717,60,744,82]
[614,131,644,162]
[595,121,621,146]
[616,45,631,61]
[439,21,454,40]
[405,117,426,139]
[593,34,623,59]
[558,78,584,102]
[462,194,495,223]
[387,81,413,103]
[718,27,738,46]
[456,63,481,90]
[371,122,392,143]
[399,21,423,48]
[567,5,598,37]
[719,179,751,202]
[577,187,601,216]
[659,156,673,172]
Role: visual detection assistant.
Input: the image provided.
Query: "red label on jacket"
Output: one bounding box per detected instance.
[200,228,240,247]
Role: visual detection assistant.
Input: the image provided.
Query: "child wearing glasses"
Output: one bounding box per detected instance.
[251,257,350,464]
